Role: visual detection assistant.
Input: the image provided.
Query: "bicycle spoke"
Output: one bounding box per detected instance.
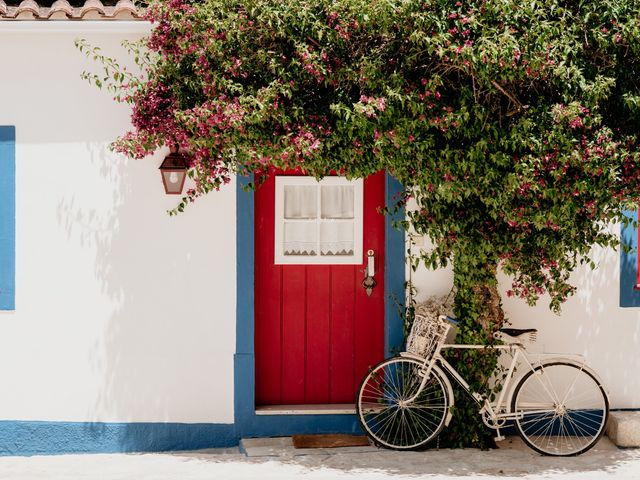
[518,410,555,427]
[513,362,608,456]
[357,357,449,449]
[560,364,587,406]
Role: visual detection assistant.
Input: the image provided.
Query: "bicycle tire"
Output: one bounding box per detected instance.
[511,361,609,456]
[356,356,450,450]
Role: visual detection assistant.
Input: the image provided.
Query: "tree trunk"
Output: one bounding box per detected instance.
[454,262,505,336]
[438,261,505,449]
[471,281,505,333]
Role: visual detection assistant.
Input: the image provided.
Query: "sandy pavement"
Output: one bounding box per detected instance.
[0,437,638,480]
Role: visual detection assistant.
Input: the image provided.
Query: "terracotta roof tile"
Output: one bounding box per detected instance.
[79,0,105,18]
[48,0,74,19]
[0,0,144,20]
[15,0,40,19]
[112,0,136,19]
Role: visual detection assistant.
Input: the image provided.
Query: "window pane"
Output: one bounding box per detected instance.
[320,222,354,256]
[284,222,317,256]
[284,185,317,219]
[321,185,354,219]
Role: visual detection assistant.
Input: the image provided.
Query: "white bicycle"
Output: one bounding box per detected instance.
[356,314,609,456]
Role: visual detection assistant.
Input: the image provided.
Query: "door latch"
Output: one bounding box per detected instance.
[362,249,377,296]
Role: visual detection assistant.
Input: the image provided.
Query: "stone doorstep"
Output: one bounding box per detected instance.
[239,437,380,457]
[607,411,640,448]
[239,435,620,458]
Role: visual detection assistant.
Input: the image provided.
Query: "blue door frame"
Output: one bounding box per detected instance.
[234,173,405,438]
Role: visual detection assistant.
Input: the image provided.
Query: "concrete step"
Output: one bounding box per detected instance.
[607,411,640,447]
[239,437,379,457]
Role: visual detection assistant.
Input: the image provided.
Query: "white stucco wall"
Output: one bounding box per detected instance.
[409,230,640,409]
[0,25,236,423]
[1,22,636,427]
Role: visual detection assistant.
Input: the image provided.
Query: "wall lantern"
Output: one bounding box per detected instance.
[159,146,188,195]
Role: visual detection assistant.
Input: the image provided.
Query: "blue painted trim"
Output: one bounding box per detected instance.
[0,126,16,310]
[385,174,405,357]
[235,175,256,434]
[620,209,640,307]
[0,421,235,456]
[234,172,405,438]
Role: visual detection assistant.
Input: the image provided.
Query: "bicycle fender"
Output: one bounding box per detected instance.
[432,363,455,426]
[506,357,610,411]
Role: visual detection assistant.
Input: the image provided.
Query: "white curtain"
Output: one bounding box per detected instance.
[282,183,355,257]
[321,186,354,218]
[284,222,317,256]
[284,185,317,219]
[320,222,354,256]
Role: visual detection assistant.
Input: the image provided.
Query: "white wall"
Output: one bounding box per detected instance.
[409,229,640,409]
[3,23,636,426]
[0,26,236,423]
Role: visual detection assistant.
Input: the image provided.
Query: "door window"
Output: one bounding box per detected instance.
[274,176,363,264]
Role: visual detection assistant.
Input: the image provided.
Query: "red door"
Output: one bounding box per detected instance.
[255,170,386,405]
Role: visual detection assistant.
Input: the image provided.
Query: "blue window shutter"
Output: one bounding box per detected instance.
[0,126,15,310]
[620,209,640,307]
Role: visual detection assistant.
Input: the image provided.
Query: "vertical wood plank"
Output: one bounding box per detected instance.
[354,172,386,395]
[281,265,307,403]
[305,266,331,403]
[254,172,282,405]
[330,265,356,403]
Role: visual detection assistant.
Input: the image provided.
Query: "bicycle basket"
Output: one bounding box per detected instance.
[406,314,450,359]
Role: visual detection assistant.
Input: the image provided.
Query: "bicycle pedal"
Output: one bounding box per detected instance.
[494,434,506,442]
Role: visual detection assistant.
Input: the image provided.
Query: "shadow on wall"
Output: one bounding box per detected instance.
[0,31,233,453]
[408,223,640,407]
[500,231,640,408]
[54,142,235,448]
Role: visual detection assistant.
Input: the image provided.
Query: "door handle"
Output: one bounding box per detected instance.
[362,249,377,296]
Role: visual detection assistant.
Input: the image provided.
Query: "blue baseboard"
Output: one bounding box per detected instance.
[0,421,236,456]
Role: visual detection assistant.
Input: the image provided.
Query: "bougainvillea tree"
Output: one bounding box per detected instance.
[78,0,640,447]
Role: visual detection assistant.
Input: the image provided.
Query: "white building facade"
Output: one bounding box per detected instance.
[0,6,638,455]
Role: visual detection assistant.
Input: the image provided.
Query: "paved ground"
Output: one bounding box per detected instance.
[0,437,639,480]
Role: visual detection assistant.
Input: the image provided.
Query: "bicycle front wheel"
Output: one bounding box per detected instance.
[511,361,609,456]
[356,356,450,450]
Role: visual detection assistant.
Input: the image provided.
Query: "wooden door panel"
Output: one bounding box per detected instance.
[255,170,385,405]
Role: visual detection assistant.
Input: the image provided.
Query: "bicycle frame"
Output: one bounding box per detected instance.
[436,343,539,423]
[402,341,589,427]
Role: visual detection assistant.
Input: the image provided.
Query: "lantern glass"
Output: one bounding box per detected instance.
[161,169,187,194]
[159,152,188,195]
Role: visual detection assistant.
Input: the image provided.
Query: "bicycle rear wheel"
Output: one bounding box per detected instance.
[356,356,449,450]
[511,361,609,456]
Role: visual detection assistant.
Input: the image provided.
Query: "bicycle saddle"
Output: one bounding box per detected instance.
[498,328,537,338]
